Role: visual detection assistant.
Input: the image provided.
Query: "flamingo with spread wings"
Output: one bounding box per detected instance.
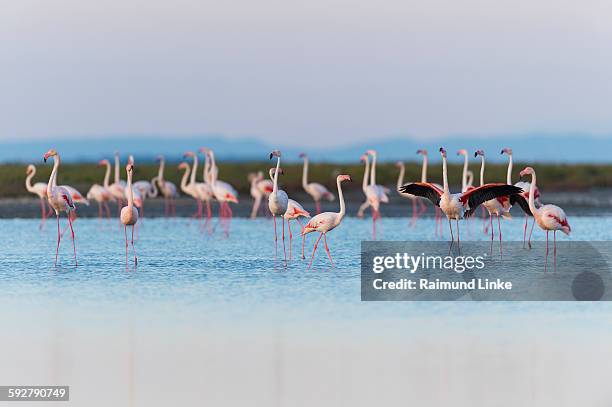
[399,148,523,252]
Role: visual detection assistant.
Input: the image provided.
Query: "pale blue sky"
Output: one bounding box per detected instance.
[2,0,612,147]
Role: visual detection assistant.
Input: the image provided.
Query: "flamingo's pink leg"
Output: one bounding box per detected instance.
[68,213,77,266]
[410,199,417,227]
[323,233,334,268]
[281,216,287,264]
[273,216,278,258]
[545,230,549,272]
[489,214,494,255]
[307,233,324,270]
[227,204,232,237]
[164,197,169,217]
[447,218,454,255]
[553,230,557,272]
[98,202,103,222]
[297,218,306,259]
[55,214,61,266]
[315,201,321,215]
[482,206,488,234]
[39,199,46,230]
[288,219,293,260]
[523,215,528,248]
[104,202,111,219]
[498,215,503,257]
[527,217,535,249]
[132,225,138,266]
[124,225,129,267]
[456,218,461,254]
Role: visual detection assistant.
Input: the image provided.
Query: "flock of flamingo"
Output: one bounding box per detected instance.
[25,147,571,271]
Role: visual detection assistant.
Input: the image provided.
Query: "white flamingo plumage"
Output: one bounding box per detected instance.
[299,153,334,214]
[205,148,238,236]
[519,166,570,272]
[282,189,311,260]
[268,151,289,264]
[25,164,53,229]
[108,152,127,213]
[364,149,388,239]
[43,149,77,266]
[87,159,115,220]
[502,148,542,249]
[154,155,178,217]
[475,149,512,255]
[184,151,213,227]
[302,174,351,269]
[400,148,523,252]
[120,163,139,267]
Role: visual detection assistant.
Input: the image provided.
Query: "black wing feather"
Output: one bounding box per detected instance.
[510,194,532,216]
[464,185,523,218]
[399,183,441,207]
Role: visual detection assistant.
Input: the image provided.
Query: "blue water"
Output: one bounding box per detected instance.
[1,215,611,335]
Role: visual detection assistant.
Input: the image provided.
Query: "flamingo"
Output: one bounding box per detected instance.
[177,162,201,217]
[25,164,53,229]
[365,149,389,239]
[519,167,571,272]
[274,167,311,259]
[197,148,216,228]
[399,148,522,252]
[184,151,212,226]
[357,153,371,218]
[249,171,274,219]
[501,148,541,248]
[302,174,351,270]
[299,153,334,214]
[396,161,427,226]
[205,148,239,236]
[120,163,139,267]
[154,155,178,217]
[86,159,115,221]
[268,151,289,264]
[475,150,512,255]
[43,149,77,266]
[417,149,444,237]
[108,152,127,214]
[459,148,487,232]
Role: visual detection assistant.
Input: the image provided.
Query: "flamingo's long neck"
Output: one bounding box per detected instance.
[127,169,134,210]
[396,163,405,190]
[158,158,165,181]
[202,154,210,185]
[209,152,218,185]
[421,155,428,182]
[479,155,485,186]
[25,169,35,192]
[272,156,281,194]
[528,172,538,215]
[180,166,190,192]
[370,154,377,186]
[362,156,370,193]
[103,162,111,189]
[442,154,449,194]
[114,154,120,184]
[189,155,198,186]
[302,157,309,189]
[506,155,513,185]
[47,156,60,198]
[461,154,468,192]
[336,178,346,220]
[150,177,159,197]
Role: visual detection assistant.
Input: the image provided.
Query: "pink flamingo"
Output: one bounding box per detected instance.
[249,172,273,219]
[395,161,427,226]
[206,148,239,237]
[357,153,371,218]
[416,149,444,237]
[502,148,541,248]
[108,152,126,214]
[86,159,115,221]
[284,198,310,260]
[43,149,77,266]
[400,148,522,253]
[177,162,200,216]
[197,148,216,229]
[268,152,289,264]
[154,155,178,217]
[184,151,212,225]
[519,167,570,272]
[302,174,351,269]
[25,164,53,229]
[475,150,512,255]
[120,163,139,267]
[458,148,487,233]
[299,153,334,214]
[365,150,389,239]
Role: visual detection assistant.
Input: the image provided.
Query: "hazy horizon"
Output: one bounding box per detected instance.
[3,0,612,146]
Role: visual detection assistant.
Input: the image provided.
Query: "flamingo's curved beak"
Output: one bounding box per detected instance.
[269,153,273,160]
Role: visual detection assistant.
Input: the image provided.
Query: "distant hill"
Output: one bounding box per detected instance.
[0,133,609,163]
